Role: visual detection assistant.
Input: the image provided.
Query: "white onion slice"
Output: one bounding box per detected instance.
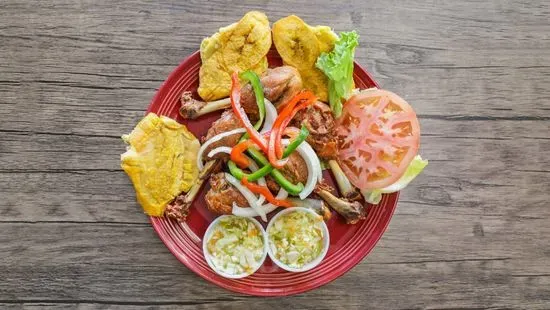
[207,146,232,159]
[196,128,246,170]
[260,99,277,134]
[224,173,267,221]
[232,188,288,219]
[281,139,322,199]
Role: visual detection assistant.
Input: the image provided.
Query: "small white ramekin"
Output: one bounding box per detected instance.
[266,207,330,272]
[202,215,268,279]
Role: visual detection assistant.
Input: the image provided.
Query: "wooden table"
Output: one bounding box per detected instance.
[1,1,549,309]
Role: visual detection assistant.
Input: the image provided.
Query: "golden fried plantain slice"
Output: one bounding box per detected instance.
[198,56,232,102]
[272,15,320,70]
[273,15,339,102]
[309,25,338,53]
[121,113,200,216]
[198,11,271,101]
[301,68,330,102]
[198,56,267,101]
[220,11,271,72]
[251,56,268,75]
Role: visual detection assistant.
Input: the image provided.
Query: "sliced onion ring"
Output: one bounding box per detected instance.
[232,188,288,219]
[207,146,233,159]
[197,128,246,170]
[224,173,267,221]
[281,139,322,199]
[260,99,277,134]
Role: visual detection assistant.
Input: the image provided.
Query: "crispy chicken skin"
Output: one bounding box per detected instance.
[314,181,367,224]
[201,110,242,161]
[291,101,338,161]
[280,152,308,185]
[241,66,303,118]
[205,172,248,215]
[265,152,308,193]
[205,152,308,213]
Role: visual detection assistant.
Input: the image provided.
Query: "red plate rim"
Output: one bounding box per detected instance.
[146,50,400,296]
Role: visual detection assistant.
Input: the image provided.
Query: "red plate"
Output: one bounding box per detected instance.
[148,49,399,296]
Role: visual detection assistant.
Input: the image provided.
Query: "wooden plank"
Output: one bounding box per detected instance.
[0,170,146,223]
[0,223,548,309]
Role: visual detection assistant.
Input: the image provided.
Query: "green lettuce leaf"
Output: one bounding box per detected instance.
[315,31,359,117]
[362,155,429,204]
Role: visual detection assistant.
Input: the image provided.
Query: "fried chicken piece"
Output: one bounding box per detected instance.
[314,181,367,224]
[281,152,309,185]
[179,92,225,120]
[266,176,280,194]
[206,173,333,220]
[201,110,242,161]
[265,152,309,193]
[206,152,307,215]
[291,101,338,161]
[180,66,303,120]
[291,101,364,201]
[241,66,303,119]
[205,172,249,215]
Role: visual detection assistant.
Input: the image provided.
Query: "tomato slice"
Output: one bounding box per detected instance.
[336,89,420,190]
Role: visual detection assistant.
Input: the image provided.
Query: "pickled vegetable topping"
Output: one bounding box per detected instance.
[206,216,264,275]
[268,210,324,268]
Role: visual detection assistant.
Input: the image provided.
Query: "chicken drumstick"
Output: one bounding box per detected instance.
[180,66,303,119]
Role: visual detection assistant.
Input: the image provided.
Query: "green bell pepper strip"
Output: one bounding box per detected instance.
[229,151,304,195]
[228,160,272,182]
[270,170,304,196]
[239,70,265,140]
[282,125,310,158]
[228,126,309,195]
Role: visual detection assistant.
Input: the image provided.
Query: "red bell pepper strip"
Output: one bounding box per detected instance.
[241,177,293,208]
[277,104,313,157]
[230,140,254,169]
[268,93,303,167]
[230,72,268,152]
[268,91,316,168]
[277,91,316,157]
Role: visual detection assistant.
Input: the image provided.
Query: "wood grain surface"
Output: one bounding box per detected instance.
[1,0,549,309]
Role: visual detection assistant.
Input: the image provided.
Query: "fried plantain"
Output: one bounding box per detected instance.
[220,11,271,72]
[250,55,269,76]
[301,69,330,103]
[310,25,338,53]
[272,15,320,70]
[121,113,200,216]
[198,57,232,103]
[272,15,338,102]
[198,11,271,101]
